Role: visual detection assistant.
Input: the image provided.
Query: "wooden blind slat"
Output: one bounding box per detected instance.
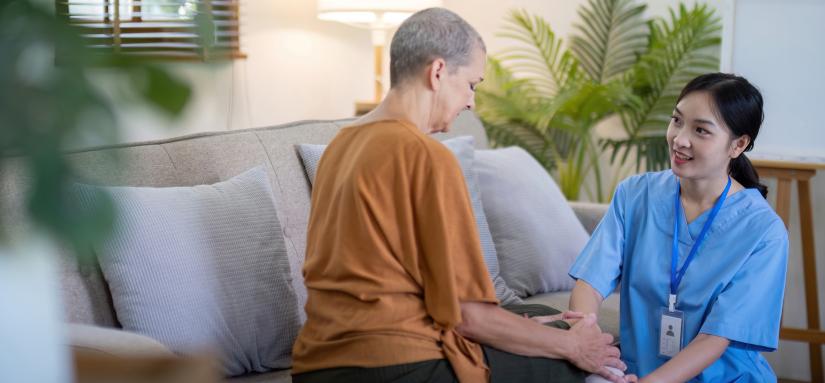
[68,20,239,27]
[61,0,237,5]
[65,12,236,18]
[81,31,238,38]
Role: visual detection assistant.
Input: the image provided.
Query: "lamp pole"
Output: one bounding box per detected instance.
[371,29,386,104]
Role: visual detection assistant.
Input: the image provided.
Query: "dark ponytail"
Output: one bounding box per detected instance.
[677,73,768,198]
[730,154,767,198]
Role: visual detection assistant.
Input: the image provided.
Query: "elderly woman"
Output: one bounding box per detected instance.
[291,8,625,383]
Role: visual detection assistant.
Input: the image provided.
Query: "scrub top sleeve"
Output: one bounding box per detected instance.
[568,181,627,299]
[699,233,789,352]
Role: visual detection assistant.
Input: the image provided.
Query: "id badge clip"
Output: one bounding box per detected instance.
[658,294,684,359]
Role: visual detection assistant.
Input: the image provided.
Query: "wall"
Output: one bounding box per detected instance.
[101,0,823,380]
[724,1,825,380]
[726,0,825,159]
[106,0,375,143]
[108,0,708,143]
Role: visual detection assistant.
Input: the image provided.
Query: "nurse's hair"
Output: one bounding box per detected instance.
[677,73,768,198]
[389,7,485,88]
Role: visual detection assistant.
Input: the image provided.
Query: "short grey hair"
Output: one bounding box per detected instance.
[389,8,485,88]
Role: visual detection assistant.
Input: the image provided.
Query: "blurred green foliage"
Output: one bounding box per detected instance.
[0,0,192,252]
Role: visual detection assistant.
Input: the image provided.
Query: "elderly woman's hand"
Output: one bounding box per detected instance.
[566,314,626,383]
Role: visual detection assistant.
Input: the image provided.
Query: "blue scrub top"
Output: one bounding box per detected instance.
[569,170,789,382]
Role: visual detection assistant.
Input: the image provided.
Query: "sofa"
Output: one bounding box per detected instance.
[0,111,618,382]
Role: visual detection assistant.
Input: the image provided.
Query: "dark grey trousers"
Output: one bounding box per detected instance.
[292,304,586,383]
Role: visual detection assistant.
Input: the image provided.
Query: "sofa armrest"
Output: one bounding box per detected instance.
[569,201,608,235]
[66,323,174,358]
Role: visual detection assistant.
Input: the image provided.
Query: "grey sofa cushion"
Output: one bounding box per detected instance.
[75,166,301,377]
[295,136,522,305]
[474,147,590,297]
[295,144,325,185]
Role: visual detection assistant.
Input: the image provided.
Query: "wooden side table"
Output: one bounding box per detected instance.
[753,159,825,383]
[73,349,219,383]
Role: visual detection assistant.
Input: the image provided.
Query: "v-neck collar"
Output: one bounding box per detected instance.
[652,171,760,245]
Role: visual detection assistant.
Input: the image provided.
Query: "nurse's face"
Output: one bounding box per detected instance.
[666,91,742,181]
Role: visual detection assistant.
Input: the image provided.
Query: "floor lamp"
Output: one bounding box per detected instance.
[317,0,443,115]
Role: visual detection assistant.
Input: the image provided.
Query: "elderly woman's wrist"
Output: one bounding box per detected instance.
[549,329,578,360]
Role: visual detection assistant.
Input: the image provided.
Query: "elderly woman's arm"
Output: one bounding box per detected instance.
[456,301,627,383]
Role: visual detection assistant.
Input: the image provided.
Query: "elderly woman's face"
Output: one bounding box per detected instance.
[430,46,485,134]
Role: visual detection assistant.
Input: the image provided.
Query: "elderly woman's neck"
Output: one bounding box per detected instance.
[357,86,435,134]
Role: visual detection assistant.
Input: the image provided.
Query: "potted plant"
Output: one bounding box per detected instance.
[476,0,721,201]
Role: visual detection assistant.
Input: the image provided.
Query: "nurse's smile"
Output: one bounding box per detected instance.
[672,150,692,166]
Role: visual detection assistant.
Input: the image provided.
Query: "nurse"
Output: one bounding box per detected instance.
[568,73,789,382]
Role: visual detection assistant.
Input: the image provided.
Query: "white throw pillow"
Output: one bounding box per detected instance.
[74,166,301,376]
[474,147,590,296]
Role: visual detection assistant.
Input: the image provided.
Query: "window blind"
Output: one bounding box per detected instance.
[56,0,243,60]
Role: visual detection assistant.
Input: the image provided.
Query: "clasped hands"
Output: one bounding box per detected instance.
[525,311,639,383]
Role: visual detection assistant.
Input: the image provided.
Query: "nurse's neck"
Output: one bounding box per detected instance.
[679,174,738,221]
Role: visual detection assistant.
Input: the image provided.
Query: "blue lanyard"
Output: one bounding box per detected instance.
[670,176,731,310]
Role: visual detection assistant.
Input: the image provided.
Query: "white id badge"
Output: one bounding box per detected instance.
[658,307,684,358]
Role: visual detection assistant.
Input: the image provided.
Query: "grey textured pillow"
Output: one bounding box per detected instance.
[75,166,301,376]
[296,137,522,305]
[474,147,590,297]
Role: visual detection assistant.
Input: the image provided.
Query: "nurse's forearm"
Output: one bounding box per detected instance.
[640,333,729,383]
[569,279,604,316]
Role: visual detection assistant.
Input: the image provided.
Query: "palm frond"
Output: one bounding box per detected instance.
[602,133,672,171]
[484,121,563,170]
[496,9,580,95]
[476,58,576,169]
[615,3,721,170]
[570,0,648,83]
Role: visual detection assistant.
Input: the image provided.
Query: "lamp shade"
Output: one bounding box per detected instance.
[317,0,443,30]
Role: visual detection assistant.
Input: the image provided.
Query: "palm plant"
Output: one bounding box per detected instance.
[476,0,721,201]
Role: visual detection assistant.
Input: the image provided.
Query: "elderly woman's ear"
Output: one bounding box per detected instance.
[427,58,446,91]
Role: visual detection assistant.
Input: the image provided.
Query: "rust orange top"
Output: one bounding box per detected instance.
[291,120,498,382]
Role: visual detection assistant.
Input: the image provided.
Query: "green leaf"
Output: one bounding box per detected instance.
[570,0,648,83]
[617,2,721,171]
[496,9,580,94]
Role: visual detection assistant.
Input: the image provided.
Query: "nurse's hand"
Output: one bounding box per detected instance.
[567,314,626,383]
[585,367,636,383]
[524,310,585,324]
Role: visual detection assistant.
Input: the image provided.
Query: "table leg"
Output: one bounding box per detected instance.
[775,178,792,228]
[798,179,823,383]
[776,178,792,330]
